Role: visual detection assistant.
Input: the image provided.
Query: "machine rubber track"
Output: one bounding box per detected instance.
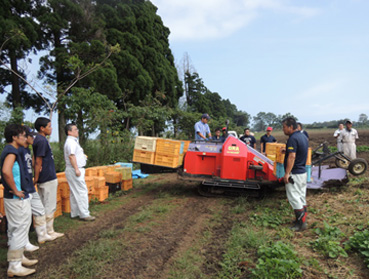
[197,184,267,198]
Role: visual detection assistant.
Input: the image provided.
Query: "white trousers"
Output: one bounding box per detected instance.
[4,198,32,250]
[65,167,90,218]
[285,173,307,210]
[37,179,58,216]
[343,143,356,159]
[30,192,46,216]
[337,142,343,152]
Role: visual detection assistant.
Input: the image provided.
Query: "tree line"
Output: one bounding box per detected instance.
[0,0,252,144]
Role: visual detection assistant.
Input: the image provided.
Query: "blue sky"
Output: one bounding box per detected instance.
[151,0,369,124]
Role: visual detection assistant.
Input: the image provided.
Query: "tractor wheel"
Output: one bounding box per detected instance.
[335,157,350,169]
[348,158,368,176]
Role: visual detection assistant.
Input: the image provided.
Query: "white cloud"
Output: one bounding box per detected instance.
[151,0,320,41]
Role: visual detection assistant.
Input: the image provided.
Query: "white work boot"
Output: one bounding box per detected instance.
[46,214,64,239]
[24,242,39,252]
[7,249,36,277]
[22,255,38,267]
[34,215,57,243]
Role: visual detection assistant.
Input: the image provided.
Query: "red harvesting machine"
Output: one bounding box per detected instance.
[178,135,283,196]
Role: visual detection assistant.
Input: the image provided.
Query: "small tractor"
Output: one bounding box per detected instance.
[178,136,367,196]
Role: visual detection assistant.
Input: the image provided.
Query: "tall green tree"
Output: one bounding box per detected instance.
[0,0,43,110]
[96,0,182,135]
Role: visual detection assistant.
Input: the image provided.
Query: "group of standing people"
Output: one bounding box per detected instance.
[0,119,94,277]
[334,120,359,159]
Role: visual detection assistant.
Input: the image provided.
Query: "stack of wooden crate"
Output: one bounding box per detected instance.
[115,167,133,191]
[154,139,183,168]
[133,136,191,168]
[133,136,157,165]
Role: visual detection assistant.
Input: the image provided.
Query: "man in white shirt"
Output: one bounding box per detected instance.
[333,123,344,152]
[341,120,359,159]
[64,124,95,221]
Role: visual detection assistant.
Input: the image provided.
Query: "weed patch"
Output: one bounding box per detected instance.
[250,241,303,279]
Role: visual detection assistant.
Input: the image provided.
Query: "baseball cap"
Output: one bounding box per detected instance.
[201,113,210,120]
[24,125,37,137]
[346,119,352,124]
[266,127,273,131]
[222,127,227,131]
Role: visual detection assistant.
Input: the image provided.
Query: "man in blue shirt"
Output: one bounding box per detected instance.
[194,113,212,140]
[1,124,37,277]
[260,127,277,154]
[33,117,64,240]
[19,126,55,250]
[282,117,309,232]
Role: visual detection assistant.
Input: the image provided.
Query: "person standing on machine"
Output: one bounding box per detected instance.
[282,117,309,232]
[194,113,212,140]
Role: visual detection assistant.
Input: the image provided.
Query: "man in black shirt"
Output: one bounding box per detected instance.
[260,127,277,154]
[239,128,256,148]
[283,117,309,232]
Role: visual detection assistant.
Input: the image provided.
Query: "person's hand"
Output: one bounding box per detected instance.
[10,190,25,199]
[283,173,290,185]
[75,169,81,177]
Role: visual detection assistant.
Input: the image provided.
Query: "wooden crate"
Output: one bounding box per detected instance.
[55,201,62,218]
[85,168,97,177]
[133,149,155,165]
[62,198,71,213]
[85,176,95,194]
[104,171,122,184]
[93,176,106,189]
[121,179,133,191]
[182,140,191,153]
[306,147,312,165]
[58,178,70,199]
[178,154,184,166]
[56,172,66,179]
[0,185,3,198]
[57,187,62,202]
[154,153,181,168]
[92,186,109,202]
[86,166,108,177]
[267,154,276,162]
[265,143,278,156]
[0,198,4,216]
[156,139,182,156]
[115,167,132,180]
[275,144,286,164]
[134,136,157,152]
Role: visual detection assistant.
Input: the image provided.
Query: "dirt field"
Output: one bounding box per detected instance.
[0,129,368,278]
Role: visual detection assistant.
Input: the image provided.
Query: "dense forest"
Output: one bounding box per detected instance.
[0,0,252,143]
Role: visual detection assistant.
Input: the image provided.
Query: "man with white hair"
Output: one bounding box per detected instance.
[341,120,359,159]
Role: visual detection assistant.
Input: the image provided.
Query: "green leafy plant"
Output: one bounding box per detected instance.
[345,229,369,268]
[310,222,347,258]
[250,241,303,278]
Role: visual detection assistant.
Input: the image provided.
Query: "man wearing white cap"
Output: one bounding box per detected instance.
[341,120,359,159]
